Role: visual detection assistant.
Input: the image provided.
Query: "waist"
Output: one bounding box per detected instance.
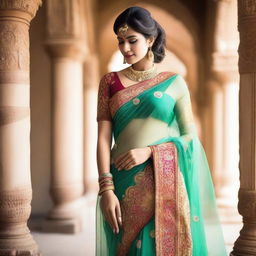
[111,131,175,162]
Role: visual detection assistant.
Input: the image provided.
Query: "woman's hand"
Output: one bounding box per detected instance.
[114,147,152,171]
[100,190,122,234]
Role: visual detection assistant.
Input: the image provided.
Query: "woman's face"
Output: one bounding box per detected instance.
[117,26,153,65]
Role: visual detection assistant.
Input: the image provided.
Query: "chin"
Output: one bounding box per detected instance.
[125,60,134,65]
[126,59,140,65]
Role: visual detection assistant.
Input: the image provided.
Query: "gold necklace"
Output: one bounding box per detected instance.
[123,64,157,82]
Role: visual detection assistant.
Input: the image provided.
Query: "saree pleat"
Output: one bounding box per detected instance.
[96,72,227,256]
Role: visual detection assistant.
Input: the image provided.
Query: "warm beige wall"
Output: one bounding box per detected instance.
[30,3,53,216]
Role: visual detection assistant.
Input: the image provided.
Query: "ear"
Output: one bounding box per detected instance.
[147,36,155,47]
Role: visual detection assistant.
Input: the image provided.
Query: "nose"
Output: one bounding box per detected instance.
[123,41,131,53]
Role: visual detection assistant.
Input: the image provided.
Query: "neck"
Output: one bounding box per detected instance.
[132,58,154,71]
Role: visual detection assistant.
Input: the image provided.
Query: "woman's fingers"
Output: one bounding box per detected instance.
[115,152,127,165]
[101,202,116,233]
[118,158,133,170]
[100,192,121,234]
[116,153,135,170]
[105,210,116,233]
[109,208,119,233]
[115,156,129,169]
[104,211,112,229]
[122,160,136,170]
[116,202,122,226]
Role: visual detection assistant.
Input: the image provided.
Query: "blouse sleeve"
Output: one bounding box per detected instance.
[174,75,197,149]
[96,74,112,122]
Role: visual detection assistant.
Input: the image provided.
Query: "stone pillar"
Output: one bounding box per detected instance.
[209,70,240,229]
[0,0,41,255]
[206,70,239,212]
[204,0,239,211]
[204,80,224,192]
[231,1,256,255]
[42,0,87,234]
[219,72,239,208]
[83,54,99,192]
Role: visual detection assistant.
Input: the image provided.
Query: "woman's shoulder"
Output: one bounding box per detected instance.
[100,69,129,86]
[100,71,116,84]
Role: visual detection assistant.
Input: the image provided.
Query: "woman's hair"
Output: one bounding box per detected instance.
[113,6,166,63]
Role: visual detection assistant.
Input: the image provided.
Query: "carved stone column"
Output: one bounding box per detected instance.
[42,0,87,233]
[205,0,239,211]
[231,0,256,255]
[83,54,99,192]
[211,69,239,210]
[0,0,41,255]
[204,80,224,192]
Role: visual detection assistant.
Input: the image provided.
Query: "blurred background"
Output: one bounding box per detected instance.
[27,0,241,255]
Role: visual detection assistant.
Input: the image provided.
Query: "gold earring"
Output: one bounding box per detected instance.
[123,56,126,64]
[147,47,154,62]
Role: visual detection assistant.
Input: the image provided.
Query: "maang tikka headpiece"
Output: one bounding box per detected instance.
[118,24,129,36]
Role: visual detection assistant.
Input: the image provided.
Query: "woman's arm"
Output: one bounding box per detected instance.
[96,74,122,233]
[174,75,197,149]
[97,120,112,176]
[97,120,122,234]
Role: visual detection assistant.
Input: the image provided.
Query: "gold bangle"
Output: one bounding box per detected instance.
[99,180,113,185]
[99,183,114,190]
[99,177,113,183]
[98,186,114,196]
[98,172,113,180]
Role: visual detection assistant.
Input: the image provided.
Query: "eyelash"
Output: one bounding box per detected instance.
[118,40,137,45]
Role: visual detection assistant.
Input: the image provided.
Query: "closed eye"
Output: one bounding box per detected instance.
[118,39,137,45]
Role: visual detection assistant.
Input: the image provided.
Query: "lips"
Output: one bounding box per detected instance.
[124,54,134,58]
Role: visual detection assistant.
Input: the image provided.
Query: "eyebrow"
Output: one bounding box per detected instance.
[117,35,137,40]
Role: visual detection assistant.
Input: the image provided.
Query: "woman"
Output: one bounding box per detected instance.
[96,6,227,256]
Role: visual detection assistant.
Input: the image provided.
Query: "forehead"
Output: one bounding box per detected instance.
[117,27,142,39]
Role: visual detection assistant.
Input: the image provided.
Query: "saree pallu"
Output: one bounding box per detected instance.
[96,72,227,256]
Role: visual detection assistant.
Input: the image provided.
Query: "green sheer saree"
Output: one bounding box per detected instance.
[96,72,227,256]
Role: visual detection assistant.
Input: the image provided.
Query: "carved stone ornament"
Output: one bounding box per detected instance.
[0,22,29,72]
[46,0,85,39]
[45,0,87,59]
[0,0,42,18]
[0,187,32,223]
[212,52,239,73]
[238,22,256,73]
[237,1,256,73]
[232,188,256,255]
[238,189,256,218]
[238,0,256,17]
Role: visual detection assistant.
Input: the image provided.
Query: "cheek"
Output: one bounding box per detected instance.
[135,42,148,56]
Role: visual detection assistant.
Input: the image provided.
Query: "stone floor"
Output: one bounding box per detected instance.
[30,192,242,256]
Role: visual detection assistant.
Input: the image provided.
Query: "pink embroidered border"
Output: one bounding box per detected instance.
[116,142,192,255]
[117,164,155,255]
[150,143,178,255]
[109,72,176,118]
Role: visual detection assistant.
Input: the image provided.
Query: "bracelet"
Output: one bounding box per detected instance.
[99,176,113,182]
[98,185,115,196]
[98,172,113,180]
[99,179,113,186]
[98,172,115,196]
